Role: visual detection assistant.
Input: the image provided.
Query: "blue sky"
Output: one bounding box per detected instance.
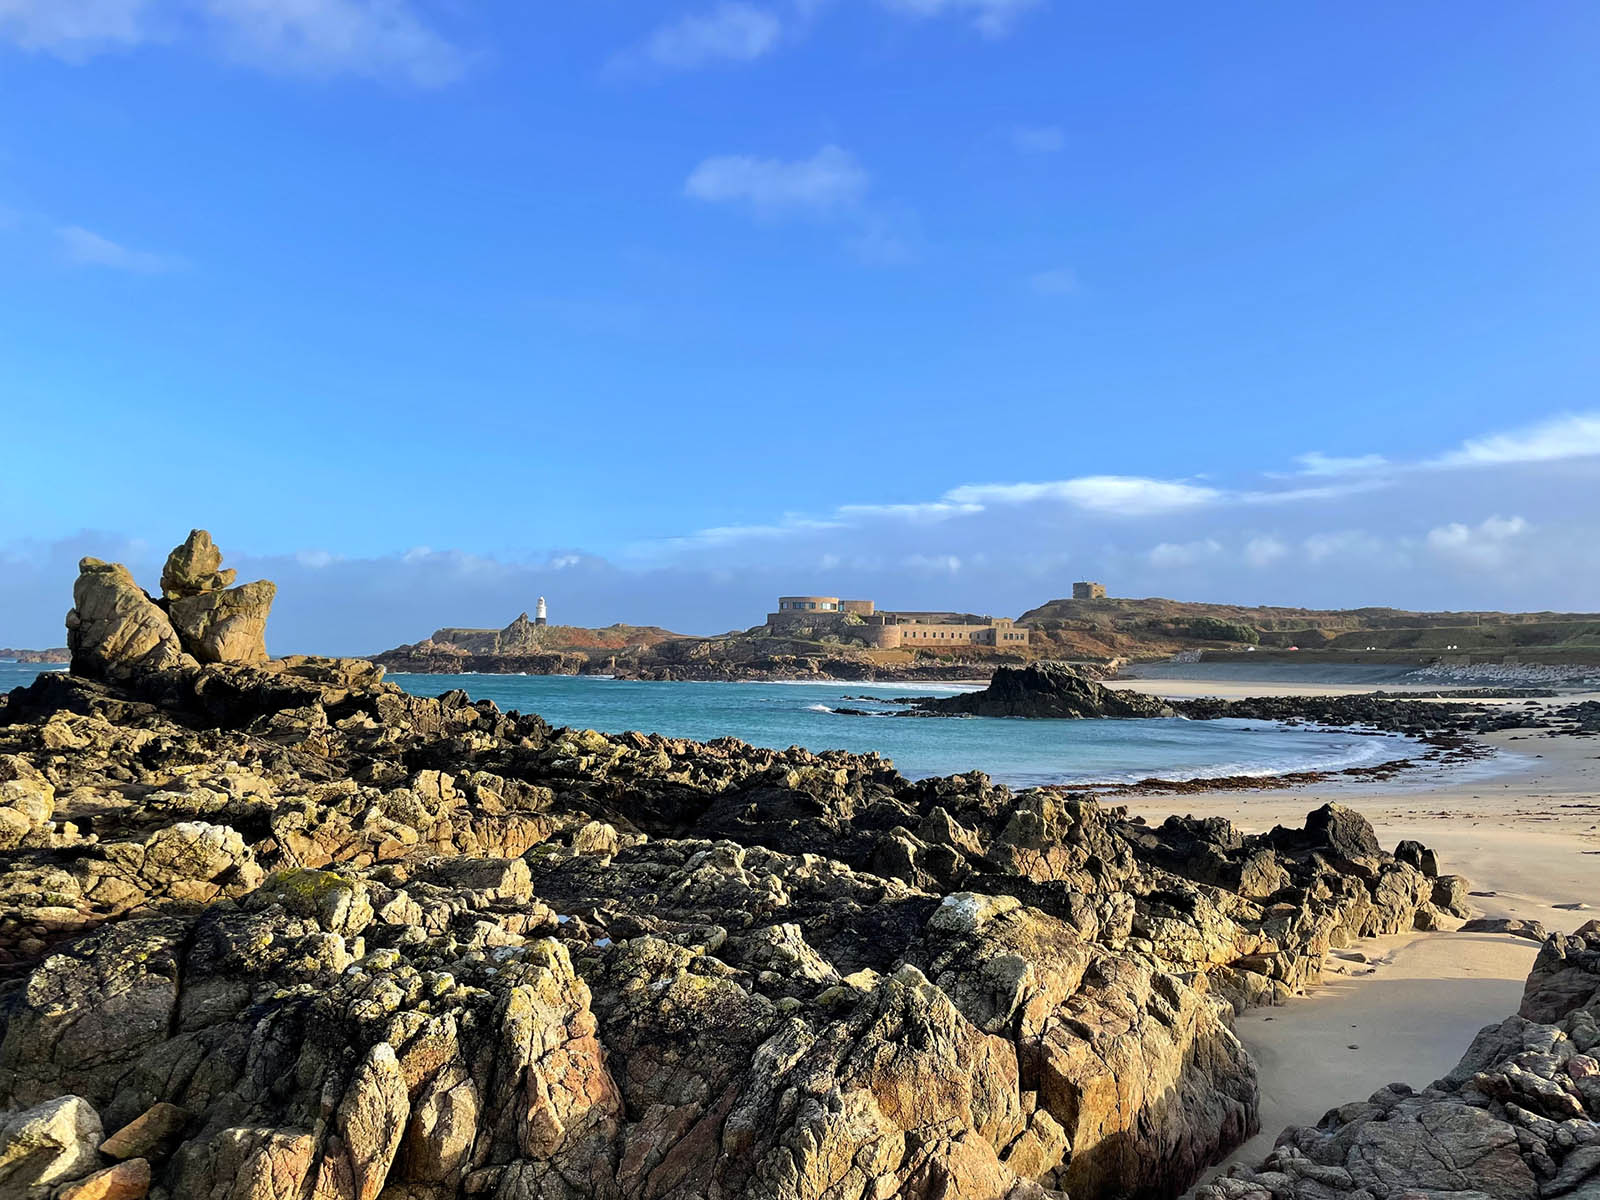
[3,1,1600,651]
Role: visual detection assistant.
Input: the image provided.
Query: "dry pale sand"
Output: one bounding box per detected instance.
[1107,679,1600,1186]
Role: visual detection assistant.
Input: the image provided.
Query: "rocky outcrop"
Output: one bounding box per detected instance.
[65,560,191,680]
[915,661,1177,719]
[0,548,1470,1200]
[159,530,236,601]
[0,663,1460,1200]
[167,580,275,665]
[1199,926,1600,1200]
[64,531,273,677]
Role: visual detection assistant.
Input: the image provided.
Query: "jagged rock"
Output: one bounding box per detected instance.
[168,580,275,664]
[0,553,1476,1200]
[56,1158,152,1200]
[100,1102,187,1161]
[916,662,1177,719]
[0,754,54,850]
[159,529,236,601]
[1199,930,1600,1200]
[65,559,190,679]
[0,1094,104,1193]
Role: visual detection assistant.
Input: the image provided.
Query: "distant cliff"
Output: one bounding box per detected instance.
[0,647,70,664]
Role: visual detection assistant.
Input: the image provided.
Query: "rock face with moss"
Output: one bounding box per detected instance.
[0,538,1473,1200]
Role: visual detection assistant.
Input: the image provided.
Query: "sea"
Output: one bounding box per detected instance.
[0,661,1421,789]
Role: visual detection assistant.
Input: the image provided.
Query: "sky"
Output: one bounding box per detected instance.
[3,1,1600,653]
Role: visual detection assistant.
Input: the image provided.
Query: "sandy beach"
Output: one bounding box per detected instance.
[1112,678,1600,1183]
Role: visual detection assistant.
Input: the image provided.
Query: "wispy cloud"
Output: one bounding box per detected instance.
[1029,267,1077,296]
[946,476,1222,516]
[1293,450,1388,477]
[1429,412,1600,469]
[878,0,1044,38]
[1426,514,1530,567]
[0,0,464,85]
[57,225,176,272]
[1304,529,1388,564]
[903,552,963,572]
[837,500,983,521]
[1147,538,1222,568]
[1243,535,1288,568]
[1010,124,1063,154]
[609,3,783,75]
[684,144,869,219]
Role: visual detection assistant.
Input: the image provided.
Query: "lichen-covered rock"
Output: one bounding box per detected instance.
[169,580,275,664]
[160,529,236,601]
[0,551,1473,1200]
[0,1094,104,1193]
[65,559,190,679]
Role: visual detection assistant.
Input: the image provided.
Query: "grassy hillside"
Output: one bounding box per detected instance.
[1018,596,1600,663]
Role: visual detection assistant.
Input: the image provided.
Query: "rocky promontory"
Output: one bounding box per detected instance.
[0,535,1504,1200]
[912,661,1177,718]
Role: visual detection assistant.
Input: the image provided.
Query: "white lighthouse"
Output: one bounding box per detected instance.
[535,597,548,627]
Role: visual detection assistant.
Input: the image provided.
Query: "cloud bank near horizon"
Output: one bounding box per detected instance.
[5,410,1600,653]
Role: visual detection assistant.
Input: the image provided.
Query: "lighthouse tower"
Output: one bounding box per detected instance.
[535,597,548,627]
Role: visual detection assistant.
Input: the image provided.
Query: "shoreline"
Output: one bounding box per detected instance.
[1134,694,1600,1191]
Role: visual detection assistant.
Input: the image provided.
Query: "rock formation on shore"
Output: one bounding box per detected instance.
[915,661,1178,719]
[1199,928,1600,1200]
[65,530,274,678]
[0,540,1484,1200]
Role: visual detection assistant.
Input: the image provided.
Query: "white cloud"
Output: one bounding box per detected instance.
[903,553,962,573]
[1243,535,1288,568]
[613,3,782,73]
[1010,124,1063,153]
[1147,538,1221,568]
[295,549,338,568]
[1429,412,1600,470]
[549,554,583,570]
[878,0,1043,38]
[684,144,868,219]
[836,500,982,521]
[0,0,463,84]
[57,225,175,272]
[946,475,1222,516]
[0,0,150,54]
[1426,515,1530,567]
[1303,530,1386,564]
[1293,450,1388,477]
[1029,267,1077,296]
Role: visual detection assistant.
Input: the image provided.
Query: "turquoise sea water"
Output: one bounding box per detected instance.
[385,673,1411,788]
[0,662,1412,788]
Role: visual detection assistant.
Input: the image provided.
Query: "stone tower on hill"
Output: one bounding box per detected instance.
[1073,581,1107,600]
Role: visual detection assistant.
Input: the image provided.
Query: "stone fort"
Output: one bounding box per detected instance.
[766,596,1029,651]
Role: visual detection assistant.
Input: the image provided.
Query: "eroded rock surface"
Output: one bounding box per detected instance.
[1200,927,1600,1200]
[0,544,1470,1200]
